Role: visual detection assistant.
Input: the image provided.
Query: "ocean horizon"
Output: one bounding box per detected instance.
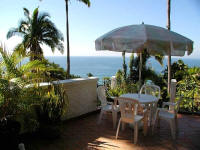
[45,56,200,80]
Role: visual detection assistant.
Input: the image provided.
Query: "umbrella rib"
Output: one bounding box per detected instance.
[143,24,148,51]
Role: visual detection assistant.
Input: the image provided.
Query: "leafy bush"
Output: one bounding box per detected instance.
[38,83,68,124]
[0,45,69,134]
[108,51,163,98]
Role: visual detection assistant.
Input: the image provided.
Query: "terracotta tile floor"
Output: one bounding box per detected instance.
[26,112,200,150]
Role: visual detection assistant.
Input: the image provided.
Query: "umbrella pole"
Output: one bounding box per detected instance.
[167,0,171,94]
[168,50,171,94]
[139,52,142,88]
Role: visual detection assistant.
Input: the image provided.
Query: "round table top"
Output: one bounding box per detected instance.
[120,93,158,104]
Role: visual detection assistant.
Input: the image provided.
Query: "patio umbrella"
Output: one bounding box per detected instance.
[95,23,193,90]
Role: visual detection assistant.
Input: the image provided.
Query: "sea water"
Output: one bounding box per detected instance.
[46,56,200,80]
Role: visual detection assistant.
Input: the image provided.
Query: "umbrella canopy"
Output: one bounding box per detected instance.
[95,24,193,56]
[95,24,193,91]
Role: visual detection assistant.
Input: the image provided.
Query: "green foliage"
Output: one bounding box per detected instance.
[108,83,138,97]
[103,77,111,88]
[40,59,66,81]
[177,67,200,112]
[109,49,164,98]
[122,52,127,82]
[0,79,21,118]
[87,72,93,77]
[38,83,68,124]
[127,49,164,85]
[77,0,91,7]
[69,74,81,79]
[0,45,68,133]
[163,59,188,82]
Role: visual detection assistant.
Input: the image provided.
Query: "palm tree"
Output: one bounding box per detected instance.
[7,8,64,61]
[65,0,90,78]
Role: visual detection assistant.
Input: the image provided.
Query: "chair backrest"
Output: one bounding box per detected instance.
[175,97,182,115]
[168,96,182,115]
[117,97,140,121]
[97,86,107,106]
[139,84,160,100]
[170,79,177,103]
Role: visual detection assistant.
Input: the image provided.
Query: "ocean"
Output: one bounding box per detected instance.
[46,56,200,80]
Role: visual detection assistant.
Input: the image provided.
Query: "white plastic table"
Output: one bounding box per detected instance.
[120,93,159,126]
[120,93,158,104]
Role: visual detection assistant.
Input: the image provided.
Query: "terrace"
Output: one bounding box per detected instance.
[24,112,200,150]
[1,1,200,150]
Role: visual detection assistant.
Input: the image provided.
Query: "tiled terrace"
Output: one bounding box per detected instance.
[26,112,200,150]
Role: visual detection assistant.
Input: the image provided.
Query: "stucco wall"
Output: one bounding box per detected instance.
[55,77,99,120]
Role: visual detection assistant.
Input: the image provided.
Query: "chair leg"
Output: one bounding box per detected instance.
[169,119,176,140]
[116,118,121,139]
[149,104,153,126]
[152,111,159,135]
[98,109,104,124]
[157,118,160,128]
[143,118,148,136]
[175,117,178,133]
[134,122,138,144]
[112,110,117,129]
[122,122,126,131]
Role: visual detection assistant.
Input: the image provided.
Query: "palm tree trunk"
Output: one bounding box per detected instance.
[65,0,70,79]
[167,0,171,94]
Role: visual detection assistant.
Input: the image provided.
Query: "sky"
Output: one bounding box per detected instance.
[0,0,200,58]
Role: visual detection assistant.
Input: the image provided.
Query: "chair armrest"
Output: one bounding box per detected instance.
[111,100,119,112]
[110,96,117,100]
[162,102,176,108]
[107,102,113,105]
[143,108,148,116]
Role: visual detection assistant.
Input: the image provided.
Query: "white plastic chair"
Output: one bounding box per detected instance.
[139,84,161,100]
[115,97,148,144]
[169,79,177,111]
[153,97,182,139]
[97,86,119,128]
[139,84,160,126]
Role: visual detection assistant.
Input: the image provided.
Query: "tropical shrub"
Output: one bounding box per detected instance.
[163,59,188,82]
[162,60,200,113]
[0,45,68,134]
[177,67,200,113]
[40,59,66,81]
[108,50,164,98]
[38,83,68,124]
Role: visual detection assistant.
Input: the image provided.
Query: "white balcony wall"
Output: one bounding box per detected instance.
[53,77,99,120]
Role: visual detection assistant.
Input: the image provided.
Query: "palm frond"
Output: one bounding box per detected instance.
[0,45,22,79]
[154,55,164,66]
[14,43,27,57]
[23,8,31,20]
[7,28,21,39]
[78,0,91,7]
[20,60,46,73]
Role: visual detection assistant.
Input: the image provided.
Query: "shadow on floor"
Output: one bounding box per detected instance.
[24,112,200,150]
